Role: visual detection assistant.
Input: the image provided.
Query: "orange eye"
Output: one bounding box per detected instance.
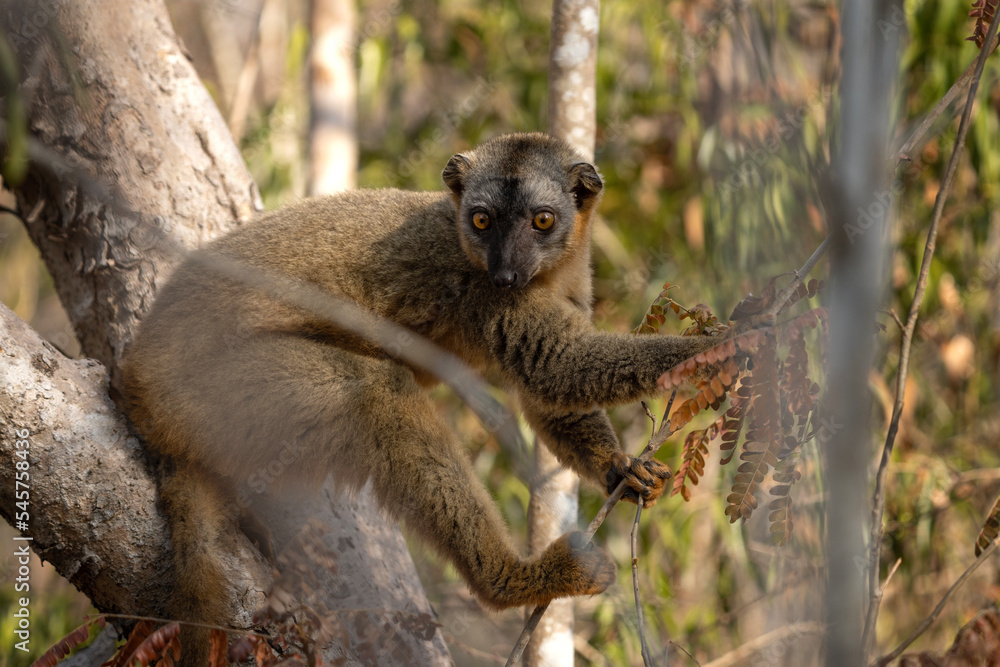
[533,211,554,230]
[472,212,490,230]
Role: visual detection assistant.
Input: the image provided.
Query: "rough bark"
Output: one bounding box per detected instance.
[1,0,269,628]
[3,0,262,391]
[546,0,599,159]
[0,301,273,627]
[0,0,451,663]
[525,0,600,664]
[0,303,185,618]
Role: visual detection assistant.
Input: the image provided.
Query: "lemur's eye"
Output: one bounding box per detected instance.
[533,211,555,230]
[472,212,491,230]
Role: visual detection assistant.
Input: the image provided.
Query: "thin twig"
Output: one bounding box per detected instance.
[876,538,1000,666]
[701,622,827,667]
[861,15,1000,659]
[641,400,658,433]
[665,640,700,666]
[880,558,902,595]
[506,392,678,666]
[632,503,654,666]
[893,30,999,167]
[884,308,904,332]
[769,232,833,317]
[893,60,975,166]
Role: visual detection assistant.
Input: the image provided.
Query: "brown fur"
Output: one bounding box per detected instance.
[121,133,719,662]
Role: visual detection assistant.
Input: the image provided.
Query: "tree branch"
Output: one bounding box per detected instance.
[892,31,1000,167]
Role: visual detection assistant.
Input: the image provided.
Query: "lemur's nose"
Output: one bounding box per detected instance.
[493,270,518,289]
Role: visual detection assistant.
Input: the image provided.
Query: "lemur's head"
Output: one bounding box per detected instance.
[442,132,603,290]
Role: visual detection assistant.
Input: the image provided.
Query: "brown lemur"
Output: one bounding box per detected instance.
[121,132,729,657]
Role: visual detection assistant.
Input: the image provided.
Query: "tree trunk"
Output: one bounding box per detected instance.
[525,1,600,664]
[0,0,451,663]
[3,0,261,390]
[0,302,187,617]
[824,1,898,664]
[307,0,358,194]
[1,0,268,629]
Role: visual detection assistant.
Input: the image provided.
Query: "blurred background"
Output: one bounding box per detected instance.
[1,0,999,664]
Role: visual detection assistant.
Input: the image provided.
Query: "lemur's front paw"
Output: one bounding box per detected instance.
[542,532,616,598]
[605,451,671,508]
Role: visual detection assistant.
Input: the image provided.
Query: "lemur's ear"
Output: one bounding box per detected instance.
[567,162,603,210]
[443,154,473,197]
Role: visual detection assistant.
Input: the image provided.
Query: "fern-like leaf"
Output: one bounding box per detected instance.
[633,281,682,334]
[768,435,804,545]
[32,616,107,667]
[208,630,228,667]
[725,334,780,523]
[672,414,726,500]
[779,313,820,422]
[975,494,1000,556]
[129,622,181,667]
[726,440,775,522]
[658,338,740,390]
[102,620,156,667]
[227,635,260,664]
[666,358,740,439]
[969,0,999,48]
[719,389,750,466]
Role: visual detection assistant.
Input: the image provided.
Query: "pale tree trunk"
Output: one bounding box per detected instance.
[307,0,358,194]
[525,1,599,664]
[0,0,450,663]
[824,1,898,664]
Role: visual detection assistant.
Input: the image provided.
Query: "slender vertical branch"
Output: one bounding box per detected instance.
[862,14,1000,658]
[632,503,654,666]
